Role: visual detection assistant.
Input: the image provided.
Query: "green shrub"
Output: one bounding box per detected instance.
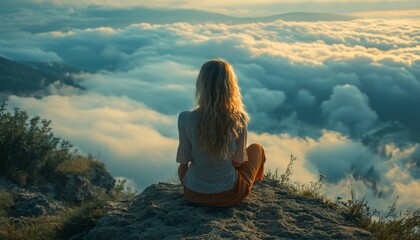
[0,103,111,186]
[0,103,73,185]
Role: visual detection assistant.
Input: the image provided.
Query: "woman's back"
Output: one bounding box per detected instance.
[177,109,247,194]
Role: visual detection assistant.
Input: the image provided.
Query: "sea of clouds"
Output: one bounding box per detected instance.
[1,3,419,212]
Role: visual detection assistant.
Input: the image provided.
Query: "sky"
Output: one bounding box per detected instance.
[1,0,420,212]
[2,0,420,16]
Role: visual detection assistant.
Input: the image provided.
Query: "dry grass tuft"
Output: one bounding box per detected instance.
[55,157,104,176]
[0,198,109,240]
[0,190,14,217]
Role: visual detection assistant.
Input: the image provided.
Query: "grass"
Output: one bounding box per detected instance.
[59,198,108,239]
[55,157,105,176]
[0,179,136,240]
[337,194,420,240]
[265,154,327,200]
[265,154,420,240]
[0,199,106,240]
[0,190,14,217]
[108,178,137,201]
[0,216,63,240]
[0,192,125,240]
[370,210,420,240]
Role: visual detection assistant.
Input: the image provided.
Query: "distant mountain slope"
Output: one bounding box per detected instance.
[0,56,57,94]
[25,8,358,33]
[255,12,357,22]
[0,56,81,94]
[82,8,360,24]
[20,61,85,87]
[20,61,83,78]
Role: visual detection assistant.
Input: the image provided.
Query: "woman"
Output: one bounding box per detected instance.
[176,58,266,207]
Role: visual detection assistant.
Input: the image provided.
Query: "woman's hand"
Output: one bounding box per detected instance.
[178,163,189,186]
[231,160,241,168]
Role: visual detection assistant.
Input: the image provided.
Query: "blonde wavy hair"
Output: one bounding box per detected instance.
[195,59,249,158]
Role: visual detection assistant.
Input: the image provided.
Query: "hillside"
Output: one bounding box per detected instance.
[0,106,122,239]
[254,12,357,22]
[73,180,371,240]
[0,56,57,94]
[0,56,82,95]
[82,8,358,25]
[19,61,84,81]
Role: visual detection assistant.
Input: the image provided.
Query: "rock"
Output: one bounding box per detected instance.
[88,167,115,193]
[58,164,115,203]
[0,160,117,208]
[13,192,62,217]
[1,177,63,218]
[73,179,372,240]
[0,177,26,194]
[61,174,95,203]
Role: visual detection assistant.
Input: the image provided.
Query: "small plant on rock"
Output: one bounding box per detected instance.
[280,154,297,187]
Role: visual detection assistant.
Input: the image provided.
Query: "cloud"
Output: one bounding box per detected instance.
[244,88,286,112]
[306,131,377,182]
[250,130,420,212]
[1,5,420,211]
[76,60,197,114]
[248,131,318,184]
[321,84,378,136]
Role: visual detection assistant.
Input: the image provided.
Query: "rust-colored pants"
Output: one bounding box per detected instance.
[183,143,266,207]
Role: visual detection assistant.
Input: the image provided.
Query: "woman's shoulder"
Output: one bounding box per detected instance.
[178,110,190,119]
[178,109,194,118]
[178,109,200,122]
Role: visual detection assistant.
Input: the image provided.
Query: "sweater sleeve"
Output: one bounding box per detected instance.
[232,128,248,164]
[176,111,192,164]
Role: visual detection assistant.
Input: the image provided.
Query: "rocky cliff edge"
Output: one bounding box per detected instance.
[72,179,371,240]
